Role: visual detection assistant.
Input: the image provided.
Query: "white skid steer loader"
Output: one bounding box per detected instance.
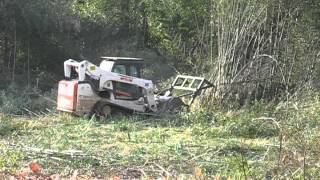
[57,57,213,117]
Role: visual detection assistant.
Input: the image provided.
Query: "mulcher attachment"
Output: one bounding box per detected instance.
[158,75,214,112]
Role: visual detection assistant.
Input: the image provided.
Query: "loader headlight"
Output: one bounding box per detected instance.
[154,87,159,94]
[136,97,144,105]
[138,97,144,103]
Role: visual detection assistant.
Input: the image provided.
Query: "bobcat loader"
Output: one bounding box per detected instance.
[57,57,213,117]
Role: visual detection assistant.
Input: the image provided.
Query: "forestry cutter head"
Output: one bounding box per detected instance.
[156,75,214,112]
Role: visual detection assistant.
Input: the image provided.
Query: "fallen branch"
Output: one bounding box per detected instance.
[152,162,171,178]
[23,108,40,117]
[6,143,101,162]
[30,90,57,104]
[189,148,222,162]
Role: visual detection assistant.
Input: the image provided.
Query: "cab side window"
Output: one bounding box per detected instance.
[129,65,139,77]
[112,64,142,100]
[113,65,126,75]
[113,64,141,78]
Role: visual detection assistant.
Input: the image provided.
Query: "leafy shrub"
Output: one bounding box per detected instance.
[0,85,56,115]
[223,114,279,138]
[211,101,279,138]
[179,110,215,126]
[269,89,320,178]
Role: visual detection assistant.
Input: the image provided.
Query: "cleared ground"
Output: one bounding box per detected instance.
[0,112,278,179]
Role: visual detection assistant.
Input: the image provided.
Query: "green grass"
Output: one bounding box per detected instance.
[0,112,277,179]
[1,89,320,179]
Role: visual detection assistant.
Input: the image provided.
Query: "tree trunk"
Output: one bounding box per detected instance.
[141,2,148,48]
[3,34,9,71]
[27,40,30,87]
[120,0,130,37]
[12,21,16,83]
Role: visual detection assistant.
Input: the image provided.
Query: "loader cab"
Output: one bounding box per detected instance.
[100,57,144,78]
[100,57,145,100]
